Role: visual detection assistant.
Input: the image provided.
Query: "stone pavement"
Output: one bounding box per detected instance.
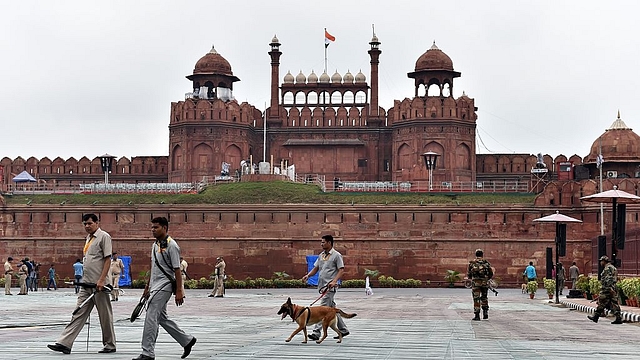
[0,287,639,360]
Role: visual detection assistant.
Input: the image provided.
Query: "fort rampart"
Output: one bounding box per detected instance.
[0,204,612,286]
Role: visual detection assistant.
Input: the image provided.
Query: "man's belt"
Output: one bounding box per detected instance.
[4,271,12,275]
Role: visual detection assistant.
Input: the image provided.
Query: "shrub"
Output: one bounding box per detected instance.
[589,276,602,295]
[543,278,556,295]
[575,274,590,292]
[341,279,366,288]
[131,279,147,288]
[363,268,380,279]
[184,279,198,289]
[444,270,463,286]
[526,281,538,294]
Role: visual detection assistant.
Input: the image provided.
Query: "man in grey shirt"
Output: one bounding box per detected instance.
[569,262,580,290]
[133,217,196,360]
[302,234,350,340]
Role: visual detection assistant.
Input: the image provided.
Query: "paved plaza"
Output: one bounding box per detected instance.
[1,287,639,360]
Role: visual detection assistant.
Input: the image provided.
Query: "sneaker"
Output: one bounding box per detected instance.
[308,334,320,341]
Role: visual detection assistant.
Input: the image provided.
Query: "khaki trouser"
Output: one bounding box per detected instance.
[5,273,12,294]
[57,288,116,350]
[111,272,120,300]
[210,275,224,296]
[19,274,27,294]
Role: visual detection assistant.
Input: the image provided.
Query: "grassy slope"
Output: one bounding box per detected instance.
[3,181,536,205]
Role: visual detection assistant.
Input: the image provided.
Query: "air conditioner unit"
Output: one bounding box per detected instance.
[441,182,452,188]
[606,171,618,178]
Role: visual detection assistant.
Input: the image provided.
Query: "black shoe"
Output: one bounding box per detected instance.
[611,317,623,324]
[208,294,214,297]
[181,337,196,359]
[98,348,116,353]
[308,333,320,341]
[132,355,154,360]
[587,315,599,323]
[48,343,71,354]
[333,331,349,339]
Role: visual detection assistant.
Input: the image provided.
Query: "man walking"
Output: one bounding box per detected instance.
[525,262,537,282]
[588,256,622,324]
[468,249,494,320]
[569,262,580,290]
[47,264,57,290]
[110,252,124,301]
[556,262,566,295]
[47,213,116,354]
[133,217,196,360]
[73,259,83,294]
[302,234,350,341]
[4,257,14,295]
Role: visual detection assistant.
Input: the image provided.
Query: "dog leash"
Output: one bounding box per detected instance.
[309,285,330,306]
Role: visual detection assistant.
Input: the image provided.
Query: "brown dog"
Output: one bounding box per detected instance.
[277,297,356,344]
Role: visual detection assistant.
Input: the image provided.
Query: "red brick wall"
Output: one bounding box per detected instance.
[0,205,600,286]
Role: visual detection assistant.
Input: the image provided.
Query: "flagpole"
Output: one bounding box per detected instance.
[263,103,267,163]
[599,137,604,235]
[324,28,328,74]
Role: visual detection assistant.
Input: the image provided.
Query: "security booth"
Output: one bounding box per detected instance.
[556,161,573,181]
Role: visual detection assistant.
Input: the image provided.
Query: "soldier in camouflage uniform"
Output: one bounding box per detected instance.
[468,249,494,321]
[588,256,623,324]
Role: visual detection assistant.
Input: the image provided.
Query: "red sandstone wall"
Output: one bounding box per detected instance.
[0,205,606,286]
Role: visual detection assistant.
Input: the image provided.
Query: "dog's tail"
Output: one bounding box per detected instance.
[337,309,357,319]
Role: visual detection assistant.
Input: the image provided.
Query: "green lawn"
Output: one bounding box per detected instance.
[3,181,536,205]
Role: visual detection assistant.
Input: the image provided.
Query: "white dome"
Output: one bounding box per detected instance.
[343,70,354,83]
[355,70,366,83]
[331,70,342,83]
[295,71,306,84]
[319,71,330,83]
[307,70,318,83]
[283,71,294,84]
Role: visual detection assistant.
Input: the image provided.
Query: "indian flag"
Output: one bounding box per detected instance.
[325,29,335,48]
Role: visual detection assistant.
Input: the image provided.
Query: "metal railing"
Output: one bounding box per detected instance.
[325,180,529,193]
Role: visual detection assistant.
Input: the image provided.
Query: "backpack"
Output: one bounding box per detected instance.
[471,260,489,278]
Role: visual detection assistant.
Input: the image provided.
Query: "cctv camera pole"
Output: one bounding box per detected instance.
[598,139,604,236]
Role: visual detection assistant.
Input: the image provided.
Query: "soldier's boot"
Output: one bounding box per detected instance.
[482,309,489,320]
[611,315,623,324]
[472,312,481,321]
[587,314,599,323]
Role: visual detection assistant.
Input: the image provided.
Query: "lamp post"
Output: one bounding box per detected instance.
[422,151,439,191]
[99,153,116,184]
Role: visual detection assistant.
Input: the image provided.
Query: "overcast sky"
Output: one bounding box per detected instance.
[1,1,638,161]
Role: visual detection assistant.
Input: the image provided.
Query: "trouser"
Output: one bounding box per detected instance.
[75,275,82,294]
[19,275,27,294]
[210,276,224,296]
[141,290,193,358]
[312,290,348,336]
[47,278,57,290]
[111,273,120,300]
[472,282,489,312]
[5,274,12,294]
[29,275,37,291]
[571,278,577,290]
[595,288,621,317]
[57,288,116,350]
[558,279,565,294]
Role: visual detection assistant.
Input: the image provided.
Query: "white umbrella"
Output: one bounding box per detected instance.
[580,186,640,204]
[533,211,582,223]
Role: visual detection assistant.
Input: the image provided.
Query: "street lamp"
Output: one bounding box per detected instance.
[422,151,439,191]
[99,153,116,185]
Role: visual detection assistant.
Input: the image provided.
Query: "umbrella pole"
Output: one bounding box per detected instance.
[611,198,618,267]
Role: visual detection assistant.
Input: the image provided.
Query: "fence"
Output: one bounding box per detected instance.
[325,180,529,193]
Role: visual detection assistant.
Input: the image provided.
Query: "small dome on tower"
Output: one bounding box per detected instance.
[355,70,366,83]
[307,70,318,83]
[283,71,294,84]
[319,72,330,83]
[271,35,280,44]
[331,70,342,83]
[295,71,306,84]
[343,70,354,83]
[414,41,454,72]
[193,45,234,76]
[584,111,640,165]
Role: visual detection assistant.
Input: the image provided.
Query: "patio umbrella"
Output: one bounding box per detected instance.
[580,187,640,204]
[533,211,582,303]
